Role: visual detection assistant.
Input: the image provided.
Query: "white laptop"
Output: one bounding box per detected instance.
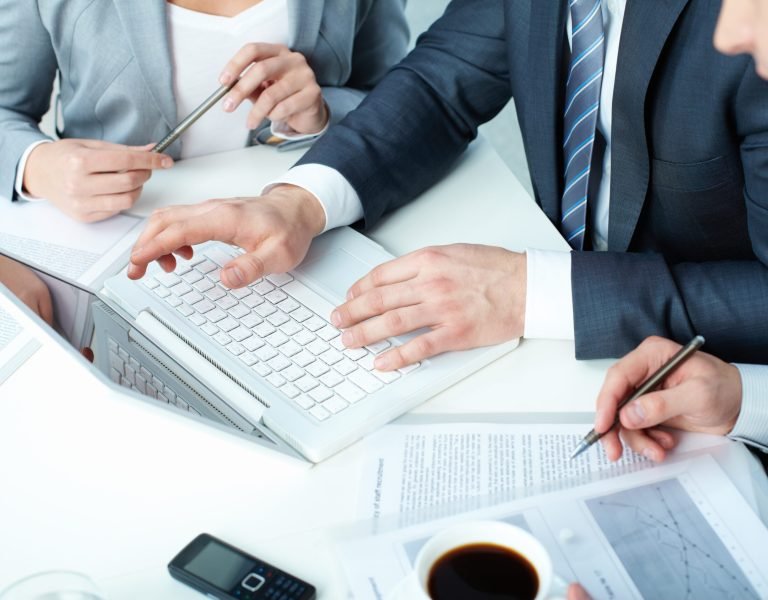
[99,227,519,462]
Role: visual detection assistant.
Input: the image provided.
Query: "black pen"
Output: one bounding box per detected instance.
[570,335,706,460]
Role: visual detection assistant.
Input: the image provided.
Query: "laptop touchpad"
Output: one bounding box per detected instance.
[296,249,377,301]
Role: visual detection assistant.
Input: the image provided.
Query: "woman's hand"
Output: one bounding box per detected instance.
[23,140,173,223]
[219,43,328,134]
[0,256,53,324]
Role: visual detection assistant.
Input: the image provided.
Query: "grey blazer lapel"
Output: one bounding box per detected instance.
[608,0,691,252]
[288,0,325,53]
[524,1,567,224]
[111,1,177,129]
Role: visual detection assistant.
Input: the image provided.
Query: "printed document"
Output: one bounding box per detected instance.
[358,423,729,520]
[340,454,768,600]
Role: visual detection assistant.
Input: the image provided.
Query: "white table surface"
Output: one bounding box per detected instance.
[1,138,616,598]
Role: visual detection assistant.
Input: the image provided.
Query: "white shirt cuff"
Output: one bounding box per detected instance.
[14,140,51,201]
[263,164,364,233]
[523,249,575,340]
[269,102,331,141]
[728,364,768,452]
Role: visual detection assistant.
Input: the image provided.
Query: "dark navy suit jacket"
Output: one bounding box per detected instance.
[297,0,768,362]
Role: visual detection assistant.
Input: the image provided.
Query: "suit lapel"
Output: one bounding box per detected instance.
[112,1,177,129]
[608,0,690,251]
[288,0,324,53]
[524,1,567,224]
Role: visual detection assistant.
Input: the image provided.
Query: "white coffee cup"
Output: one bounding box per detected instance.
[389,520,568,600]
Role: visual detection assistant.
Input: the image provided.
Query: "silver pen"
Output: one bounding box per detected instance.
[152,81,237,153]
[570,335,706,460]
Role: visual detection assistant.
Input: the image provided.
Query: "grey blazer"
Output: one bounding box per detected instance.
[0,0,408,200]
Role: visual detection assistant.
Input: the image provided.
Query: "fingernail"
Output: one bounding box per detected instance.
[643,448,656,461]
[219,72,234,85]
[346,289,354,301]
[375,355,392,371]
[223,97,235,112]
[225,266,244,286]
[331,310,341,326]
[162,158,173,169]
[342,330,354,347]
[624,401,645,427]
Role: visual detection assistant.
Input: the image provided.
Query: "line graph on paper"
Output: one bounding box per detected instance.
[585,479,759,600]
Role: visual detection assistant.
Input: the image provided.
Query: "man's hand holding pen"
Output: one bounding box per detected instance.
[594,336,743,463]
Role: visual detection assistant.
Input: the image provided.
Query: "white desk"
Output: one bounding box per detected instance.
[1,138,613,598]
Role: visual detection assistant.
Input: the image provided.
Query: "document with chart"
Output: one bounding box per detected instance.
[339,454,768,600]
[0,199,145,346]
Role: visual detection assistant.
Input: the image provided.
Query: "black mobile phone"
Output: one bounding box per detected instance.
[168,533,316,600]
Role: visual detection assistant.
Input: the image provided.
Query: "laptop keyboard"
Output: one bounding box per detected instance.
[139,246,420,422]
[107,336,199,415]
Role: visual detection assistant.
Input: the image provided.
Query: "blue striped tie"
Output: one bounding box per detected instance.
[560,0,605,250]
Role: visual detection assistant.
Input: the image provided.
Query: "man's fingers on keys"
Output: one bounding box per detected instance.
[373,328,453,371]
[346,255,420,301]
[221,251,268,288]
[598,429,624,462]
[620,428,667,462]
[333,282,421,329]
[341,305,431,350]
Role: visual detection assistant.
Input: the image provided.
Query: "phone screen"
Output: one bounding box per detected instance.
[183,539,255,591]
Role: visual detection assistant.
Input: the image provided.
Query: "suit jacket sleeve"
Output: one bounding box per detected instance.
[322,0,410,126]
[0,0,57,201]
[572,65,768,363]
[298,0,512,225]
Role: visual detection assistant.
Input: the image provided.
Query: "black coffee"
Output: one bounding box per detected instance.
[427,543,539,600]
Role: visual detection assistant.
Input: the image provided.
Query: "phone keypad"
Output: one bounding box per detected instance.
[232,567,309,600]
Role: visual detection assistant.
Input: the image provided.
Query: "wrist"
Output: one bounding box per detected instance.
[506,251,527,336]
[21,142,50,197]
[722,362,744,435]
[267,184,327,237]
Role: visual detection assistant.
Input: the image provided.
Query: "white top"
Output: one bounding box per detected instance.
[166,0,290,159]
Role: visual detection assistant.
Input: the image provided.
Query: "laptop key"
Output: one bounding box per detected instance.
[266,372,286,388]
[280,340,302,357]
[228,304,249,319]
[295,395,315,410]
[318,349,343,366]
[218,317,238,332]
[243,337,265,352]
[213,332,232,346]
[192,299,215,314]
[373,369,401,384]
[399,362,421,375]
[317,325,340,342]
[256,346,278,362]
[165,294,182,308]
[309,385,333,403]
[291,307,313,323]
[333,358,357,376]
[176,303,194,317]
[243,294,264,308]
[265,331,289,347]
[154,286,171,299]
[170,282,192,296]
[206,308,227,323]
[366,340,392,354]
[323,396,348,414]
[216,295,237,310]
[240,352,258,366]
[319,370,344,388]
[267,354,291,372]
[195,260,217,274]
[308,405,330,421]
[193,278,214,292]
[279,320,302,337]
[335,380,366,404]
[294,329,315,346]
[230,326,252,342]
[253,281,275,295]
[253,362,272,377]
[292,350,315,368]
[156,272,181,287]
[230,287,252,300]
[344,347,368,361]
[227,342,245,356]
[201,323,219,336]
[181,270,203,284]
[241,313,262,328]
[349,370,383,394]
[189,313,206,326]
[276,297,300,313]
[281,383,300,399]
[205,286,226,301]
[282,365,305,382]
[295,375,319,392]
[305,316,326,332]
[266,273,294,286]
[181,290,203,305]
[306,361,329,378]
[143,277,160,290]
